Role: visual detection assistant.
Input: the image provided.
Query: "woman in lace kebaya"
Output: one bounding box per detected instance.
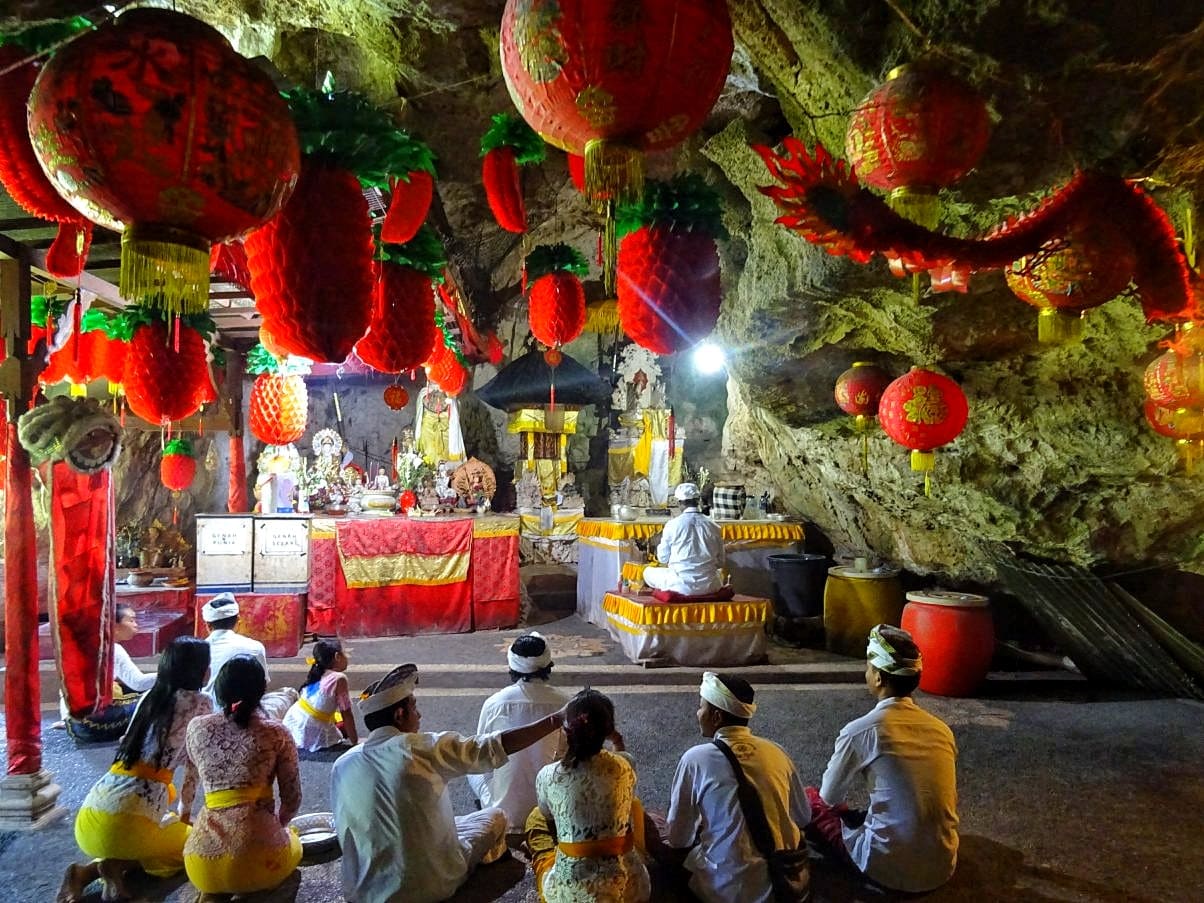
[183,654,303,900]
[57,637,213,903]
[282,638,358,751]
[529,689,651,903]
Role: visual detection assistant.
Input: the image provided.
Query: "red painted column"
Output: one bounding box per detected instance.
[228,433,247,512]
[4,418,41,774]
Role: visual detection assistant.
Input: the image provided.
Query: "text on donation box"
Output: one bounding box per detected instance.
[258,526,307,557]
[199,524,251,556]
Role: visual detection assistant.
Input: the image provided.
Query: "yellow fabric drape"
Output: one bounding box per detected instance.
[602,592,770,628]
[621,561,648,583]
[205,784,273,810]
[576,519,804,543]
[608,443,636,485]
[473,516,521,538]
[507,408,580,435]
[558,832,635,858]
[339,550,470,588]
[419,407,461,464]
[109,761,177,805]
[520,512,584,536]
[584,298,620,333]
[309,519,337,540]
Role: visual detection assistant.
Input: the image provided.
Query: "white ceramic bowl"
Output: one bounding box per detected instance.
[290,811,339,856]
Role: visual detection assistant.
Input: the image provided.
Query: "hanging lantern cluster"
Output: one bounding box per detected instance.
[0,20,94,278]
[355,226,445,375]
[878,367,969,495]
[424,309,470,397]
[616,175,727,355]
[500,0,733,289]
[160,438,197,491]
[246,343,310,447]
[246,88,434,363]
[40,306,127,404]
[526,243,588,359]
[1143,325,1204,470]
[480,113,546,234]
[1005,216,1136,343]
[28,9,300,316]
[109,306,215,426]
[834,362,892,472]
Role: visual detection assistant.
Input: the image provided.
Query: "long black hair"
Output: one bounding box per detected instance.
[114,636,210,770]
[214,654,267,729]
[560,689,614,770]
[300,638,342,691]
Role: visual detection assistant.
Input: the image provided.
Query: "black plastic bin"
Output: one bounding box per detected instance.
[768,553,829,619]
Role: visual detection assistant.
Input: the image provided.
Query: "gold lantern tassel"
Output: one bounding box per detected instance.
[584,139,643,295]
[120,224,211,317]
[855,414,869,475]
[911,449,936,497]
[1037,308,1085,344]
[68,382,86,397]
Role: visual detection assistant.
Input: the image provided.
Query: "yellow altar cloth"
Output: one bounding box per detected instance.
[602,591,770,666]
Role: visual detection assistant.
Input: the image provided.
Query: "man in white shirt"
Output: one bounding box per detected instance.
[331,663,566,903]
[662,672,810,903]
[112,603,155,693]
[643,483,725,596]
[808,624,959,893]
[200,593,295,719]
[467,632,570,833]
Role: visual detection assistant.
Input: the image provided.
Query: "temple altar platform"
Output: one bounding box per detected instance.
[601,590,771,667]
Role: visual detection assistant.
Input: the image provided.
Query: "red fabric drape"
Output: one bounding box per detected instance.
[50,462,114,718]
[228,434,248,513]
[4,419,42,774]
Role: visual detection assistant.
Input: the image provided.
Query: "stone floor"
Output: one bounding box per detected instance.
[2,613,1202,902]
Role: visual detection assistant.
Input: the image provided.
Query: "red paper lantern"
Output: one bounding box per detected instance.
[845,66,990,227]
[618,227,720,355]
[28,9,300,316]
[485,331,506,366]
[246,160,375,363]
[835,362,892,418]
[1143,399,1204,439]
[355,262,437,375]
[1144,327,1204,408]
[425,339,469,397]
[383,384,410,410]
[0,45,92,277]
[879,367,968,491]
[526,244,588,350]
[123,318,210,425]
[381,171,434,245]
[1006,217,1136,343]
[160,439,197,491]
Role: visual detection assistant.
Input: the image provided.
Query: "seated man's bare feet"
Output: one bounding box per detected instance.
[97,859,135,901]
[56,862,98,903]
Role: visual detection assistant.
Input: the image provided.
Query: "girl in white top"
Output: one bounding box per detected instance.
[282,638,358,750]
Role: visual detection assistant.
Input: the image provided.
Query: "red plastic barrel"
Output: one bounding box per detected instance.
[901,590,995,697]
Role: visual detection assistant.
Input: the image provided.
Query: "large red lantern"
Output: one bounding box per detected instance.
[28,9,300,317]
[845,65,990,229]
[835,362,892,472]
[1006,217,1136,344]
[1144,327,1204,408]
[501,0,732,286]
[879,367,968,494]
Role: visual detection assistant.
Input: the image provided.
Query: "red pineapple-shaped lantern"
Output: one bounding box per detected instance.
[39,303,106,395]
[114,307,212,425]
[845,64,990,230]
[246,344,309,446]
[526,243,588,350]
[355,226,444,374]
[835,362,892,472]
[501,0,733,289]
[617,175,726,355]
[28,9,300,316]
[480,113,546,234]
[1006,216,1136,343]
[0,24,94,278]
[878,367,969,495]
[424,315,470,397]
[379,134,437,246]
[160,438,197,491]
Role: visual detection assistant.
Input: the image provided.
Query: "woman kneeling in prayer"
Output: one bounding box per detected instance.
[282,638,358,751]
[58,637,213,903]
[527,689,651,903]
[183,654,303,900]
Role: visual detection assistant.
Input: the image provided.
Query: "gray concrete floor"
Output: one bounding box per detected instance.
[3,614,1202,902]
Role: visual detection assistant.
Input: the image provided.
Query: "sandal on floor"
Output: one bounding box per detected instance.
[55,864,92,903]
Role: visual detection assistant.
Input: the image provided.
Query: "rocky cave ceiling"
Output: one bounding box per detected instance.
[6,0,1204,584]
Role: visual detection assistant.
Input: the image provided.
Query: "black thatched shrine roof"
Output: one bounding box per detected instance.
[475,350,610,411]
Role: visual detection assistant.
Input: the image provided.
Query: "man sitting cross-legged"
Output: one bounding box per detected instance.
[657,672,810,903]
[331,663,567,903]
[806,624,960,894]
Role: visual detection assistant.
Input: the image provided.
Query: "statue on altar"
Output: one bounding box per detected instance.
[608,345,684,506]
[515,469,542,510]
[414,385,465,465]
[307,428,356,511]
[557,472,584,510]
[453,458,497,513]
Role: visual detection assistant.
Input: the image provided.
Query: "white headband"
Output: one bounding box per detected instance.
[700,671,756,719]
[507,632,553,673]
[202,594,239,622]
[358,665,419,715]
[867,624,922,676]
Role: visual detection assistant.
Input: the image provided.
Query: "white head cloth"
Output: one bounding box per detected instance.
[201,593,239,623]
[359,664,419,715]
[700,671,756,719]
[674,482,700,503]
[866,624,923,676]
[507,632,553,674]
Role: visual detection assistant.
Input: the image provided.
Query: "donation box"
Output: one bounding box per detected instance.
[253,514,311,593]
[196,514,254,593]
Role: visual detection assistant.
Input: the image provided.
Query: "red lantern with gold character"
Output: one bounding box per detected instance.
[1143,399,1204,472]
[878,367,968,494]
[1144,326,1204,408]
[501,0,732,287]
[384,385,409,410]
[845,65,990,229]
[835,362,891,472]
[28,9,300,317]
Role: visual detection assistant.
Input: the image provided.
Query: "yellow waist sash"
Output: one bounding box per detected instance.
[205,784,273,810]
[558,831,634,859]
[109,761,177,805]
[297,694,340,724]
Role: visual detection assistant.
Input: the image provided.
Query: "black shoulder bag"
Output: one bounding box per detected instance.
[713,738,811,903]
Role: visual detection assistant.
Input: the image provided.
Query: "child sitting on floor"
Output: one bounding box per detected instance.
[282,638,358,750]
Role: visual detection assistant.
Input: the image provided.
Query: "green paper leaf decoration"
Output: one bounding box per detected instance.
[480,113,546,166]
[616,173,729,240]
[162,438,195,458]
[525,243,589,282]
[376,225,448,281]
[0,16,91,52]
[110,306,215,342]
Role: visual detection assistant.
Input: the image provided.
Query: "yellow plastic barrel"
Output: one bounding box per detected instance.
[823,565,905,657]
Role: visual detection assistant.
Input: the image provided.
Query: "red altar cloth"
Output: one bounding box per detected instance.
[195,592,304,658]
[308,515,520,637]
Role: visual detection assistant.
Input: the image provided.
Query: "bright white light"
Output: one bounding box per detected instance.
[693,342,727,375]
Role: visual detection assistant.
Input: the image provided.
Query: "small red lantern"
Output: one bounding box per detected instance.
[246,345,309,446]
[1143,399,1204,472]
[160,438,197,491]
[1144,327,1204,408]
[1006,217,1136,343]
[835,362,892,472]
[384,385,410,410]
[481,114,545,234]
[527,244,588,350]
[878,367,968,494]
[378,135,437,245]
[845,65,990,228]
[28,9,300,316]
